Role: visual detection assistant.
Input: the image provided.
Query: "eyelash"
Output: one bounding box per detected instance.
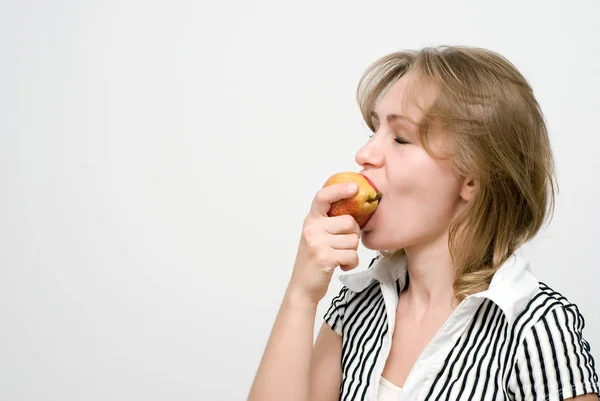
[368,133,409,145]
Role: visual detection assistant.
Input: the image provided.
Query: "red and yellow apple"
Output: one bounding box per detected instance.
[322,171,382,228]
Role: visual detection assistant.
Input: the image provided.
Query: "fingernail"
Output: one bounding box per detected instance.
[347,184,358,193]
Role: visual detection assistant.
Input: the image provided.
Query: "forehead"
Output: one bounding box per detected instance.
[373,72,438,124]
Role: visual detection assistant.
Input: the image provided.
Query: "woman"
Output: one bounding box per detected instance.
[247,46,599,401]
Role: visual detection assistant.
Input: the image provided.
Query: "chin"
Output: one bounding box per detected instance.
[360,234,373,250]
[361,230,395,251]
[361,228,413,253]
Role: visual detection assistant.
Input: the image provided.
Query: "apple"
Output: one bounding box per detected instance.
[322,171,382,228]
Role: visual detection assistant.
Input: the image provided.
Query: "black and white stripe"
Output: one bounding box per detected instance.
[324,278,599,401]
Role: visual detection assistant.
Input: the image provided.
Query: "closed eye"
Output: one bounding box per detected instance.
[367,133,410,145]
[394,136,410,145]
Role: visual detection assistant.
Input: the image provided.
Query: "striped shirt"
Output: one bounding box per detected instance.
[323,249,599,401]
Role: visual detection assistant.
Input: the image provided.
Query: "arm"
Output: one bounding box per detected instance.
[565,395,599,401]
[246,299,343,401]
[247,182,361,401]
[310,322,343,401]
[247,293,320,401]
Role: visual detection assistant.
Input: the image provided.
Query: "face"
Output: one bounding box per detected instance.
[357,72,473,252]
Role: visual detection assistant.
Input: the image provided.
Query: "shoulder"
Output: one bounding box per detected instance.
[516,281,588,328]
[506,282,599,400]
[323,279,382,332]
[337,279,383,314]
[518,281,592,356]
[511,281,592,354]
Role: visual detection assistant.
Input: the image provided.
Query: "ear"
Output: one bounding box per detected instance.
[459,176,476,202]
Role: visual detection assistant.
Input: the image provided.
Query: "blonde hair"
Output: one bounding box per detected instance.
[356,46,558,302]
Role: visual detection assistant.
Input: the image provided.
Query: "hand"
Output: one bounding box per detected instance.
[286,182,362,306]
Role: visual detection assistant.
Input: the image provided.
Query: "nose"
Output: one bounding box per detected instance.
[355,132,384,169]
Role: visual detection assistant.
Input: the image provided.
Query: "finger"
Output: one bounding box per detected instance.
[336,250,359,272]
[324,215,361,235]
[327,233,360,250]
[311,183,358,217]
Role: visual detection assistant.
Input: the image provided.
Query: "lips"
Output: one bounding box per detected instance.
[360,173,380,193]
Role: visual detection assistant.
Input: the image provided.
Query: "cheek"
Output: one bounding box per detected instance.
[387,154,443,193]
[362,158,462,249]
[386,156,461,213]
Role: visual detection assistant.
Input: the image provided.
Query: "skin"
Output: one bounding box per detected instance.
[358,71,473,312]
[247,71,598,401]
[339,70,476,391]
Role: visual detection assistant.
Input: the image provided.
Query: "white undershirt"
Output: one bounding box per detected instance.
[378,376,407,401]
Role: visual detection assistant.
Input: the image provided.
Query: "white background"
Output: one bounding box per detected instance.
[1,0,599,400]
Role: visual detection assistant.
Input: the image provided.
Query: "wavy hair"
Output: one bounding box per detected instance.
[356,46,558,302]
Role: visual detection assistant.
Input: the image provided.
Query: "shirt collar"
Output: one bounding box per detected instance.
[339,248,539,324]
[470,248,539,324]
[339,253,406,293]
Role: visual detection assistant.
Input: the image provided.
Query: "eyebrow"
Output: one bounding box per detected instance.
[370,111,417,126]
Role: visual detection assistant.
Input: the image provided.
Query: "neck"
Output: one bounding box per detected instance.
[402,234,457,314]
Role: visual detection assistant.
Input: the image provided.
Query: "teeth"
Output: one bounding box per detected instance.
[367,192,382,203]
